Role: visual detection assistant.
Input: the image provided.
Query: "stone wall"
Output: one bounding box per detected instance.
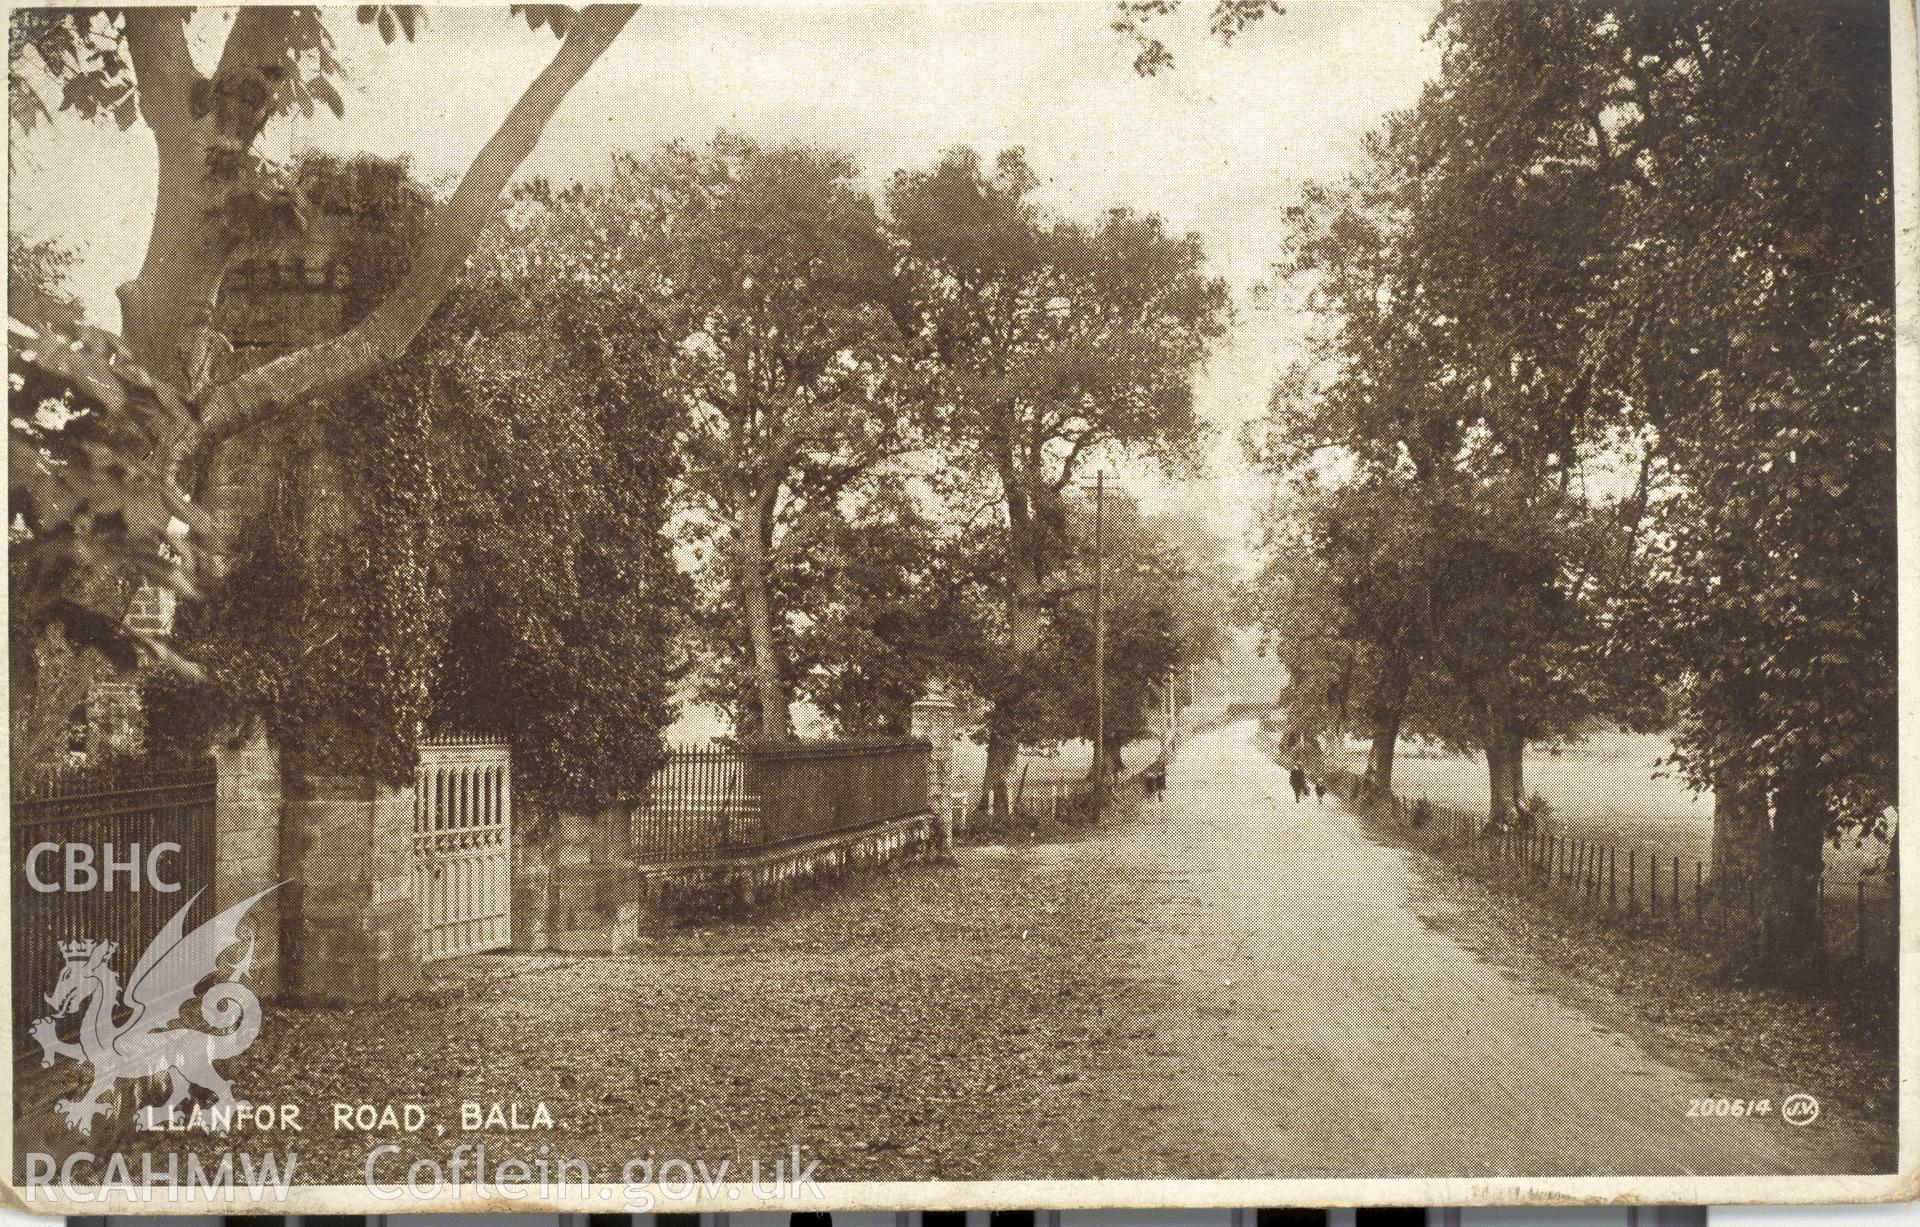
[210,203,424,1005]
[213,733,285,995]
[512,803,937,953]
[511,803,636,953]
[278,769,420,1002]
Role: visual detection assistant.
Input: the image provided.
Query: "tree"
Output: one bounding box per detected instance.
[415,273,689,804]
[509,134,919,739]
[1589,0,1894,981]
[1048,498,1234,777]
[1264,0,1894,983]
[787,482,997,737]
[888,147,1230,804]
[1394,0,1894,983]
[7,4,637,771]
[1109,0,1286,75]
[1261,90,1635,830]
[1240,472,1453,802]
[10,238,211,769]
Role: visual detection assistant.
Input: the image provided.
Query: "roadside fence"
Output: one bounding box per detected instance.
[630,738,927,861]
[11,754,217,1047]
[949,777,1093,832]
[950,758,1161,836]
[1318,766,1897,978]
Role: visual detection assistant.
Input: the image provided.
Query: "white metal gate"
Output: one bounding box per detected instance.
[413,736,512,961]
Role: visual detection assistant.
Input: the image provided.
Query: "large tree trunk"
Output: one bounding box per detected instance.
[1509,732,1525,809]
[982,482,1046,808]
[1709,771,1769,908]
[736,499,791,741]
[1083,729,1125,782]
[1473,669,1526,830]
[982,730,1018,813]
[1483,723,1524,829]
[1362,656,1410,801]
[1364,711,1401,800]
[1762,769,1827,987]
[117,7,255,392]
[1484,735,1515,826]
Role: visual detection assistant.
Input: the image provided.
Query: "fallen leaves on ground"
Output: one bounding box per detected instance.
[89,839,1146,1184]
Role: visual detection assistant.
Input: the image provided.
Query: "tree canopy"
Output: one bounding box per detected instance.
[8,236,212,768]
[889,146,1230,800]
[503,133,924,740]
[1254,0,1895,983]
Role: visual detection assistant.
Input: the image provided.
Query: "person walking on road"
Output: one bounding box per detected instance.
[1289,766,1308,803]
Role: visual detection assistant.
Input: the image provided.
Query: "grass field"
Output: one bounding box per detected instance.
[1328,728,1890,879]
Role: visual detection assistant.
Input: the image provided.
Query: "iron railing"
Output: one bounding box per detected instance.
[11,755,216,1048]
[631,738,928,860]
[630,744,762,856]
[747,738,929,847]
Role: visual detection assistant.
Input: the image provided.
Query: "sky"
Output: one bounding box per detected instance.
[9,0,1441,554]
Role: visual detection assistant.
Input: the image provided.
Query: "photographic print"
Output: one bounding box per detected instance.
[5,0,1912,1211]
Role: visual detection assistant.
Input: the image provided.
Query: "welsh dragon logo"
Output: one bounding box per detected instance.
[29,886,277,1134]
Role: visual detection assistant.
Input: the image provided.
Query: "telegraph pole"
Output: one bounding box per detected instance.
[1165,670,1177,754]
[1092,470,1106,823]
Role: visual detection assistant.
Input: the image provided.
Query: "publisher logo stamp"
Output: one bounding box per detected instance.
[1782,1093,1821,1126]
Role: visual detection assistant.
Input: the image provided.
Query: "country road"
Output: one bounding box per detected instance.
[1066,721,1889,1178]
[94,723,1888,1185]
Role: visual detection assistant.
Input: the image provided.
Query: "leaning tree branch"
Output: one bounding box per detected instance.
[194,4,639,449]
[212,4,293,80]
[120,7,200,143]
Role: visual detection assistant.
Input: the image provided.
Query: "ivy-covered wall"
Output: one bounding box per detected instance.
[148,154,687,808]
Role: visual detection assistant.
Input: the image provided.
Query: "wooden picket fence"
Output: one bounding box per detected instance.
[948,774,1107,833]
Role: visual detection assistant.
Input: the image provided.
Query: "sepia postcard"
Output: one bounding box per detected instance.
[4,0,1915,1212]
